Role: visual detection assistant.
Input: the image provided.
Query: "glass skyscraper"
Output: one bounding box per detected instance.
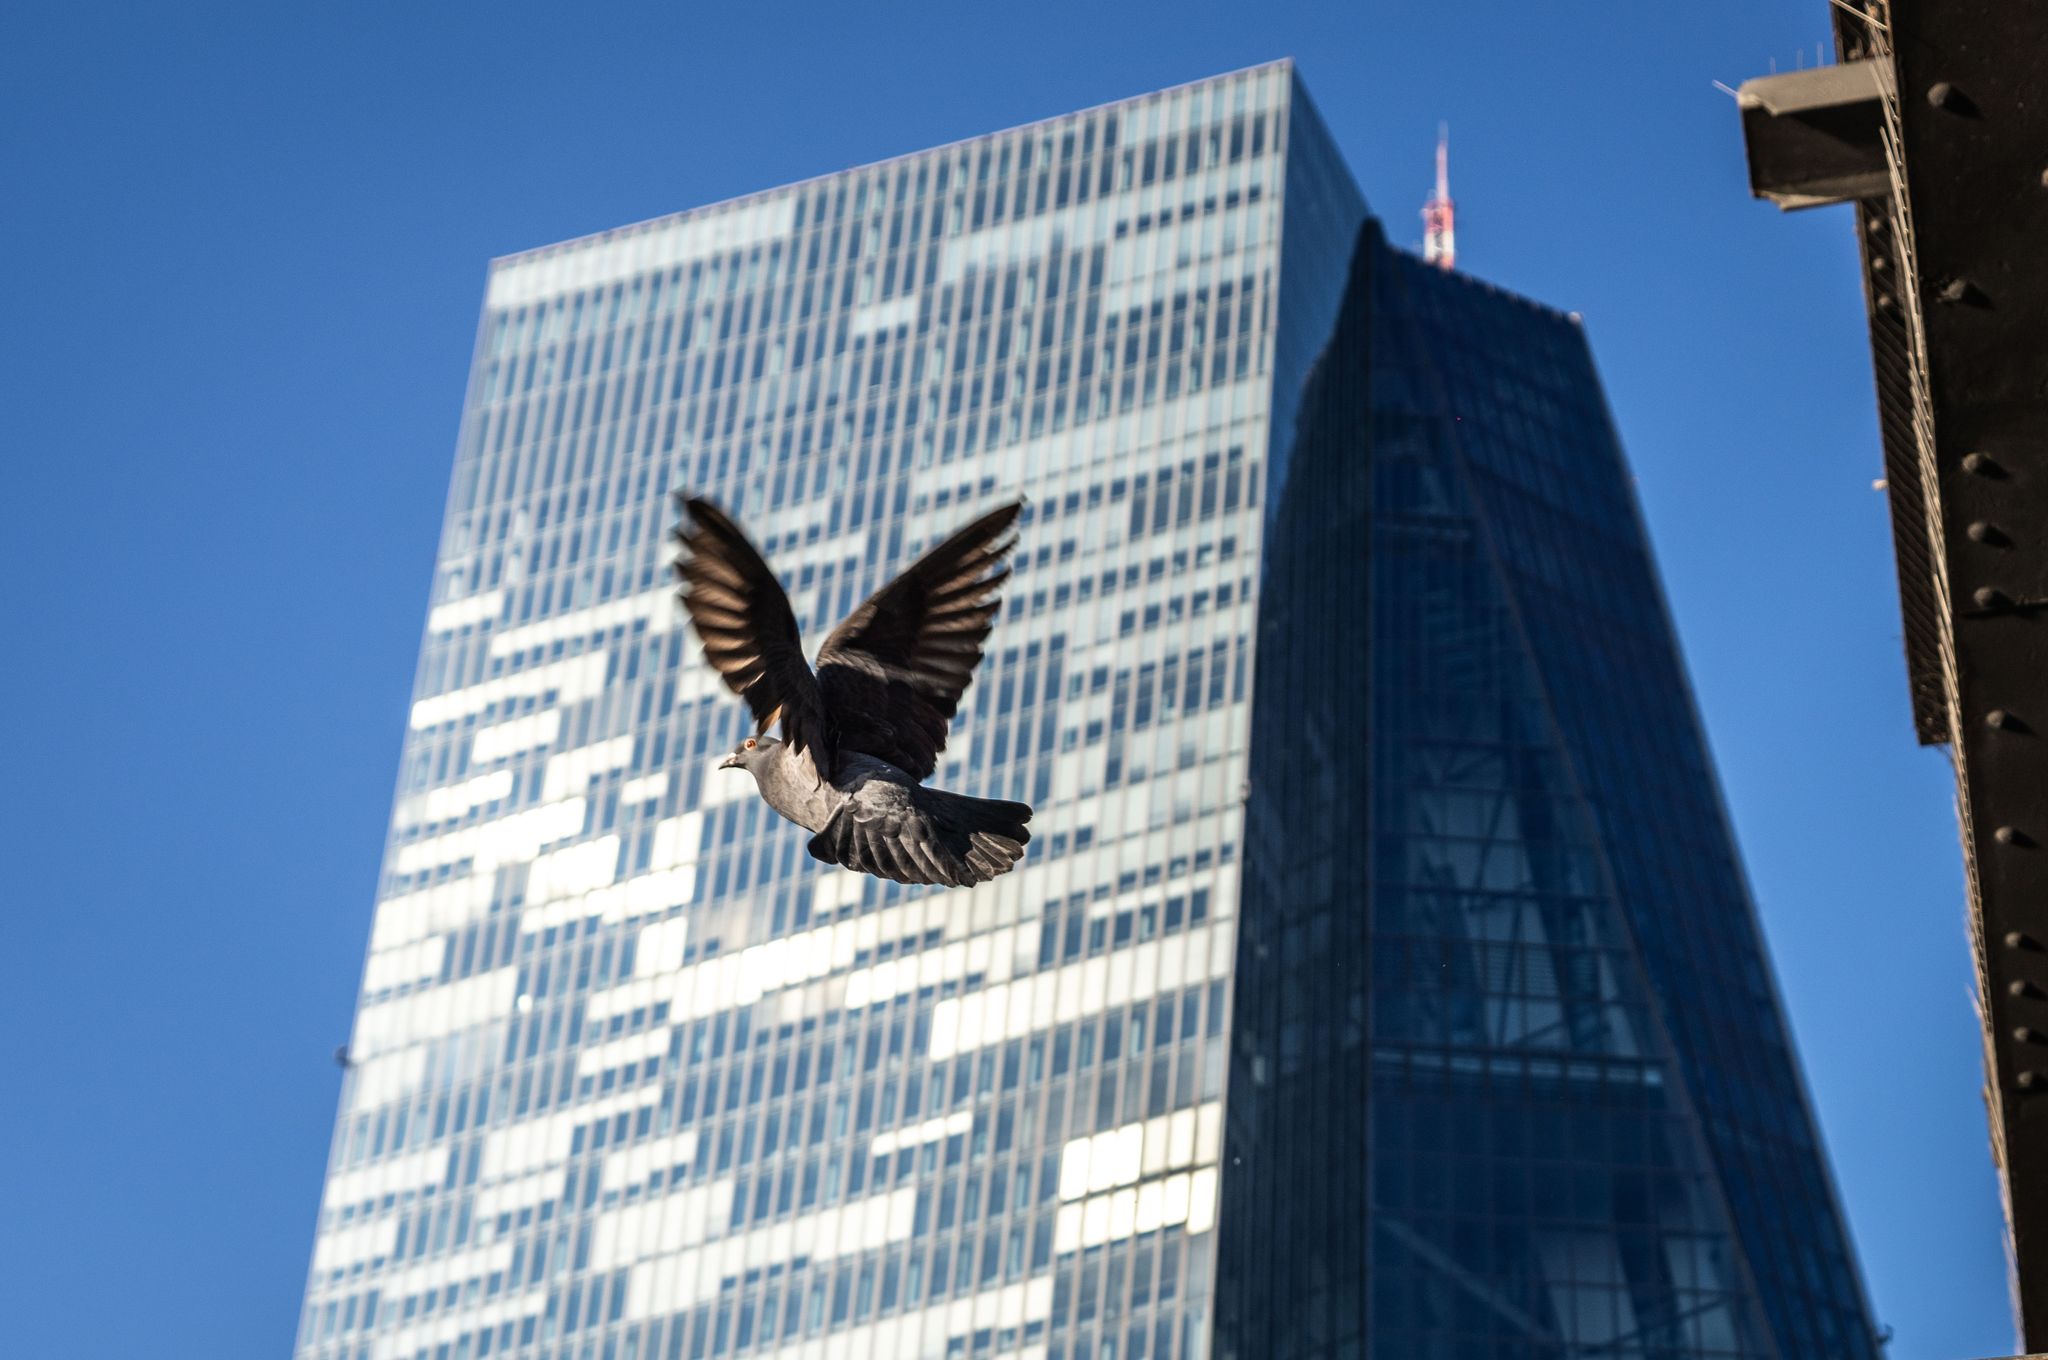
[297,62,1875,1360]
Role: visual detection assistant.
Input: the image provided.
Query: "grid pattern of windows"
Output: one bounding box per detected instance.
[300,62,1294,1360]
[298,61,1876,1360]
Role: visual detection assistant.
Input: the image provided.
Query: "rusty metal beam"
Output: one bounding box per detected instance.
[1888,0,2048,1345]
[1742,0,2048,1342]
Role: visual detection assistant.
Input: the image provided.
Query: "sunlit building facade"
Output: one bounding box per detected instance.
[297,62,1875,1360]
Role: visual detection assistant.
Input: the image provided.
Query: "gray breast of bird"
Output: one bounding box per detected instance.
[675,495,1035,889]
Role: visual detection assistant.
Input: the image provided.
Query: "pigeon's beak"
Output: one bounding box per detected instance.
[718,753,742,770]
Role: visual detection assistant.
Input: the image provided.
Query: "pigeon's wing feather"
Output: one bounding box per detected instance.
[806,780,1031,888]
[674,496,830,769]
[815,502,1020,781]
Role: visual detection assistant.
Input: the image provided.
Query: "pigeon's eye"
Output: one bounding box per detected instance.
[744,738,757,749]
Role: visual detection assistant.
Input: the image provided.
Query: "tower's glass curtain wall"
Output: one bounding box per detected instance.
[296,63,1875,1360]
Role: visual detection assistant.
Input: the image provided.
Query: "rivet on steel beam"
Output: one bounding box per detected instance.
[2007,931,2037,950]
[2011,979,2042,999]
[1938,278,1986,307]
[1976,586,2012,608]
[1962,451,2005,477]
[1869,255,1891,274]
[1996,826,2035,848]
[1987,709,2030,733]
[1967,521,2009,546]
[1926,82,1977,115]
[2022,1071,2044,1091]
[1875,292,1897,312]
[2017,1026,2041,1045]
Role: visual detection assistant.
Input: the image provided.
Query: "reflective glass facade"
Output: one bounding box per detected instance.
[298,63,1873,1360]
[1356,251,1878,1360]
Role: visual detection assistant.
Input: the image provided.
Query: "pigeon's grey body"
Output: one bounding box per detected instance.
[740,739,842,834]
[676,496,1032,888]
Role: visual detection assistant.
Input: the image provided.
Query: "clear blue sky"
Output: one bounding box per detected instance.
[0,3,2003,1356]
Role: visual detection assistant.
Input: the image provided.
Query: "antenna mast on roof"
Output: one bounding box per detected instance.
[1422,123,1456,271]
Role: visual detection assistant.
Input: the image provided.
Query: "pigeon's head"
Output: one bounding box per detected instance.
[719,735,780,773]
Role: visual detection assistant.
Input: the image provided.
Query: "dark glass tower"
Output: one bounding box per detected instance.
[1220,98,1877,1360]
[298,61,1873,1360]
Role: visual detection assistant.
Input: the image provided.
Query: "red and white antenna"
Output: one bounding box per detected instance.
[1421,122,1455,271]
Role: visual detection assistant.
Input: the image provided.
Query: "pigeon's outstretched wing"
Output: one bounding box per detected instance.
[815,502,1021,782]
[673,496,830,766]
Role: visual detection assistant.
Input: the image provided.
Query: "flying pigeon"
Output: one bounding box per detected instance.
[673,494,1033,888]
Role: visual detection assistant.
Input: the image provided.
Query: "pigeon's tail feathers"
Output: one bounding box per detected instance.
[949,791,1033,884]
[944,790,1033,838]
[808,787,1031,888]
